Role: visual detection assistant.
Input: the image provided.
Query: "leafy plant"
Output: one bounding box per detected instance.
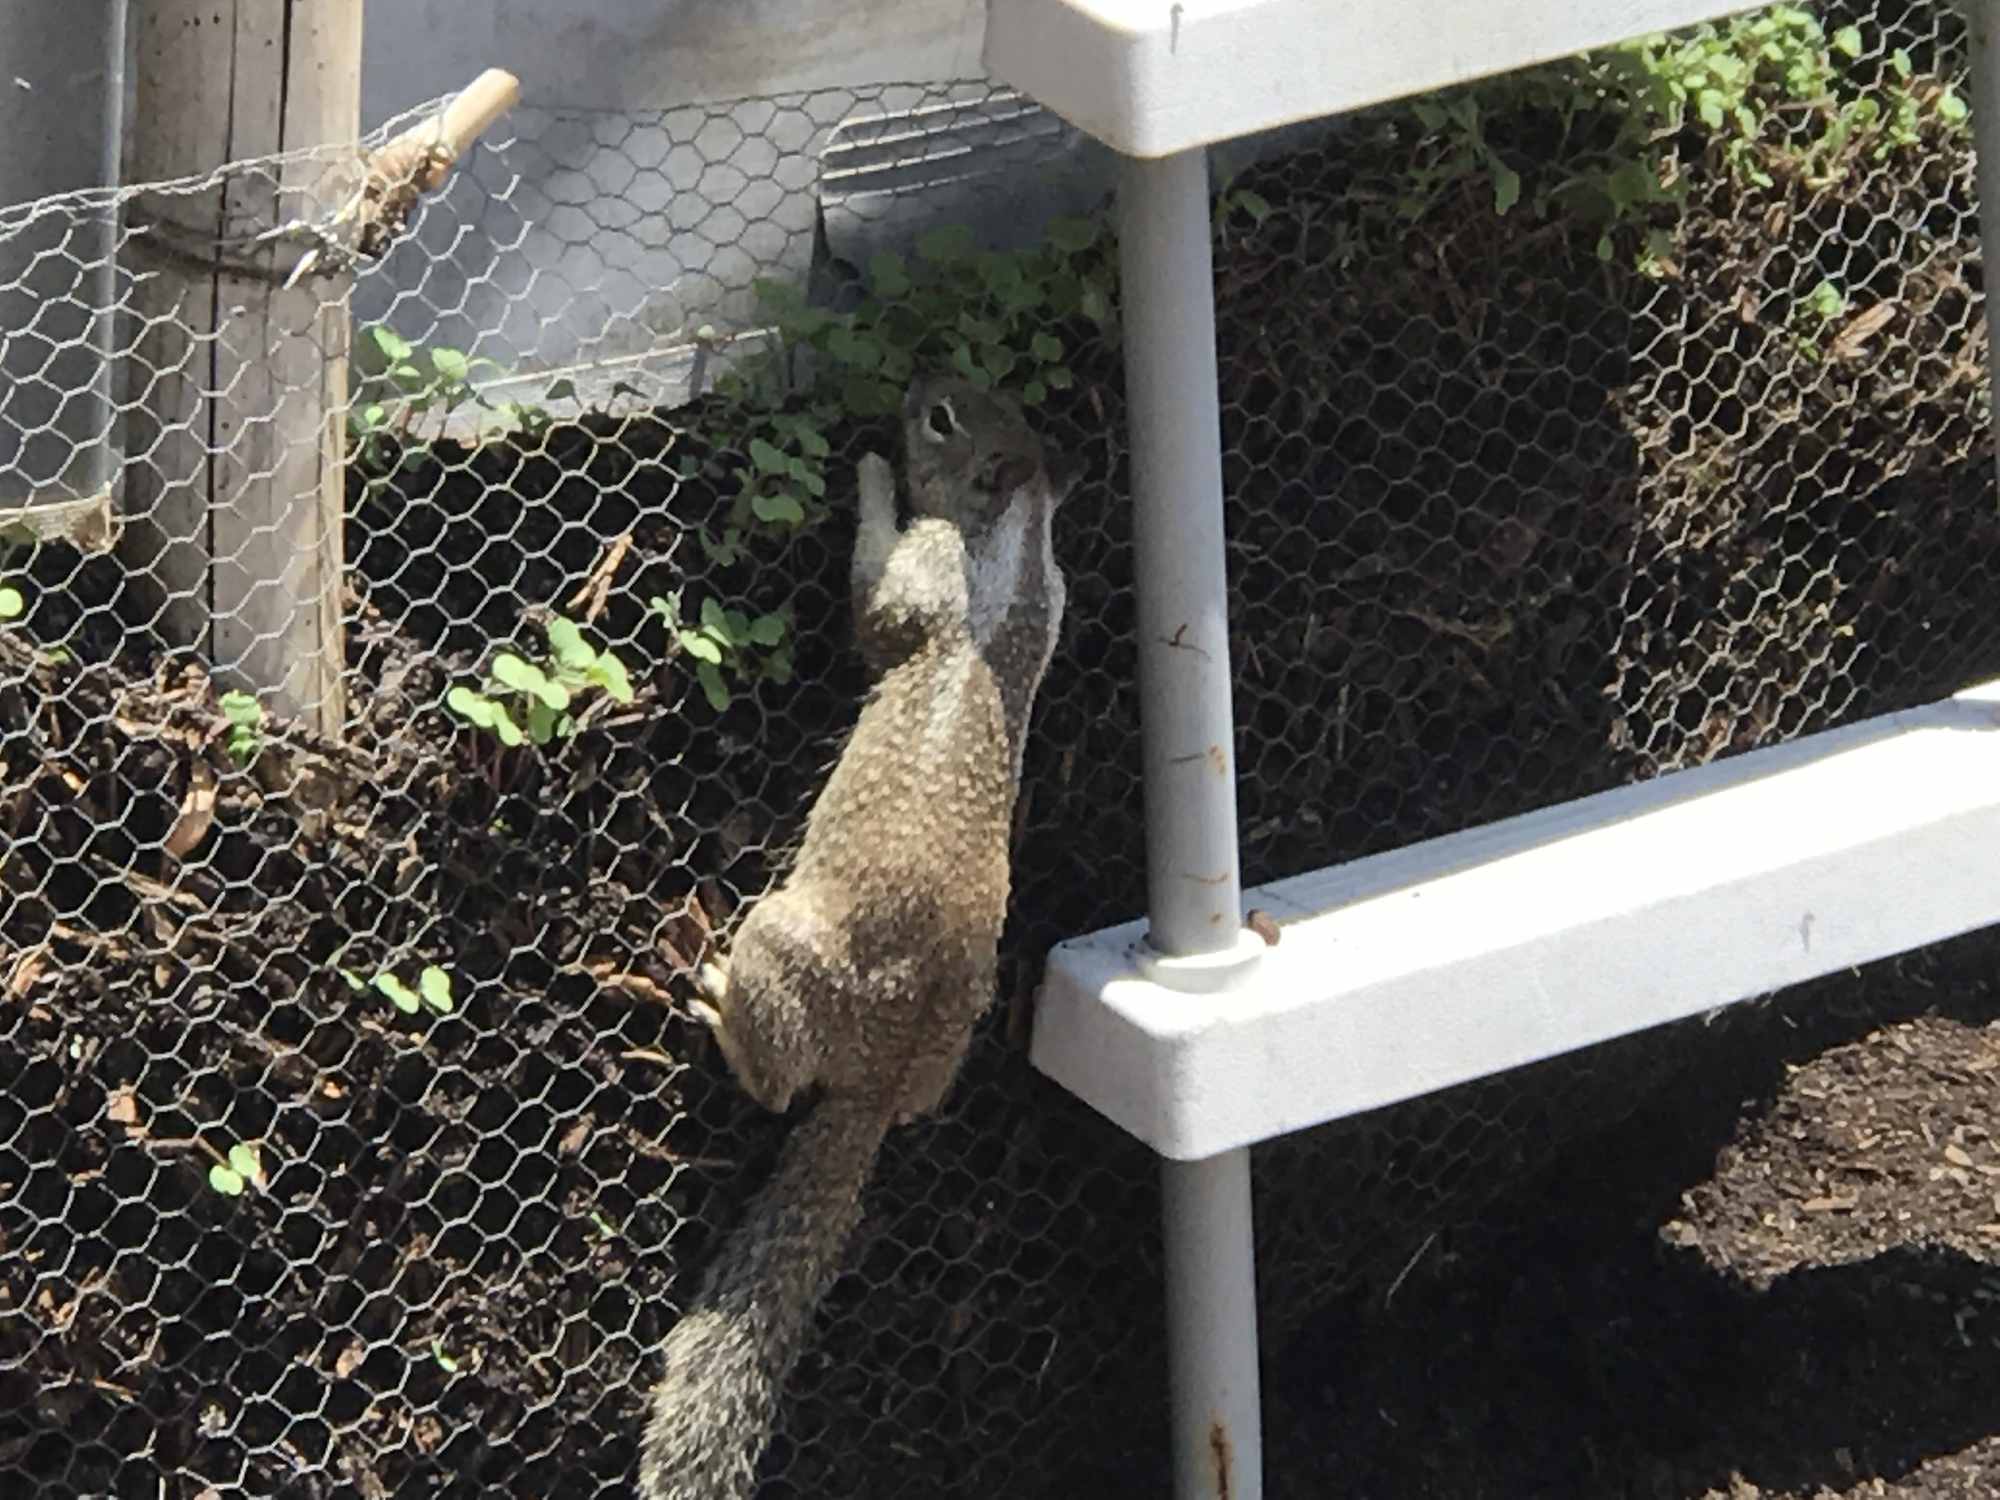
[651,590,791,712]
[349,325,575,475]
[1790,277,1849,362]
[1325,5,1972,268]
[218,690,264,768]
[750,215,1108,419]
[0,581,22,621]
[341,962,455,1016]
[689,404,838,569]
[208,1140,264,1197]
[446,614,636,748]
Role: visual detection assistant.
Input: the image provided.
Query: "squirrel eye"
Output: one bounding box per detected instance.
[923,400,957,442]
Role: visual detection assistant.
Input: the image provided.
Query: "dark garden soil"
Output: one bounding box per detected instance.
[1270,974,2000,1500]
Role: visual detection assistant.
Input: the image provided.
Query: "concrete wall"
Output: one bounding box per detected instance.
[0,0,123,509]
[351,0,1003,394]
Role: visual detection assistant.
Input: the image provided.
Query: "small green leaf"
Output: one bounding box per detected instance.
[491,654,569,710]
[648,593,681,628]
[1030,332,1064,363]
[367,326,413,363]
[209,1164,245,1196]
[678,631,724,665]
[869,251,911,298]
[748,614,787,647]
[339,967,368,993]
[1832,25,1862,58]
[1891,48,1912,80]
[433,1340,460,1373]
[1938,91,1969,125]
[1022,380,1048,406]
[699,596,729,636]
[375,974,421,1013]
[419,966,454,1015]
[748,437,788,474]
[588,654,635,704]
[430,347,470,382]
[447,685,497,727]
[916,224,975,264]
[1233,189,1273,225]
[546,616,595,671]
[228,1143,261,1180]
[1046,216,1099,253]
[695,661,731,713]
[491,705,525,748]
[219,689,262,729]
[752,490,807,526]
[526,701,561,744]
[1491,162,1522,216]
[826,325,883,371]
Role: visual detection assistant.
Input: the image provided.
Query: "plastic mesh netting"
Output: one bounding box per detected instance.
[3,2,1998,1496]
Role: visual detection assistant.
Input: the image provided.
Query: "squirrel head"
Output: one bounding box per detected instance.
[900,376,1081,536]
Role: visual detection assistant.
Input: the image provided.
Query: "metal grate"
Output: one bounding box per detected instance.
[3,3,1997,1495]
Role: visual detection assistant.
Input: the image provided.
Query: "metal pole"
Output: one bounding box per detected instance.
[1117,146,1263,1500]
[1968,0,2000,488]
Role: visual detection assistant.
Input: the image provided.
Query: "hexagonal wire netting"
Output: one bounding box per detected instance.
[4,0,2000,1495]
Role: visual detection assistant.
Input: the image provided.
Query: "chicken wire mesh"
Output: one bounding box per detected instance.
[4,1,2000,1496]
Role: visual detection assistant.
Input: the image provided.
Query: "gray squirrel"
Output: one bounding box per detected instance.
[637,374,1078,1500]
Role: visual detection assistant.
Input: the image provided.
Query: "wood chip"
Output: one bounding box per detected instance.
[1946,1143,1975,1168]
[104,1088,140,1127]
[1801,1195,1859,1213]
[163,760,218,860]
[1830,300,1897,361]
[5,946,48,999]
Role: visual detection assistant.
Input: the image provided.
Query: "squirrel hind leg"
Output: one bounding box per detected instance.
[698,915,829,1115]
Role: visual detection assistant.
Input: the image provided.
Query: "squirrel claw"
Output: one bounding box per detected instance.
[694,961,729,1002]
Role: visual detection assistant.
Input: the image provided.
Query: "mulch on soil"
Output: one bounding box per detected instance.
[1272,992,2000,1500]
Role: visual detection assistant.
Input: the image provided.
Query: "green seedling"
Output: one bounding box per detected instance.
[0,582,22,621]
[349,327,571,475]
[447,614,636,748]
[651,591,791,712]
[208,1141,264,1197]
[341,963,455,1016]
[218,690,264,768]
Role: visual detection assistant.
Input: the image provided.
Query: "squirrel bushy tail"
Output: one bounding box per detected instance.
[638,1091,890,1500]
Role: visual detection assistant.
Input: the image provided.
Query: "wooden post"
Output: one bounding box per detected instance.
[121,1,362,738]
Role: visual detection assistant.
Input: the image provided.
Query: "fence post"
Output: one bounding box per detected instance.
[121,0,360,737]
[1117,146,1265,1500]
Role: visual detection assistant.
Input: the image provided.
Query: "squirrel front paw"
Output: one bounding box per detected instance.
[856,452,895,523]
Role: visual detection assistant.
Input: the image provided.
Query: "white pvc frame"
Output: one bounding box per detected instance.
[985,3,2000,1497]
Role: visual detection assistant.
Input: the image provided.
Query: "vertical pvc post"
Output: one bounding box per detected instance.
[1118,147,1264,1500]
[1970,0,2000,484]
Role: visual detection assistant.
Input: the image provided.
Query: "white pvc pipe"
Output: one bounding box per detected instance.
[1119,149,1243,953]
[1117,147,1263,1500]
